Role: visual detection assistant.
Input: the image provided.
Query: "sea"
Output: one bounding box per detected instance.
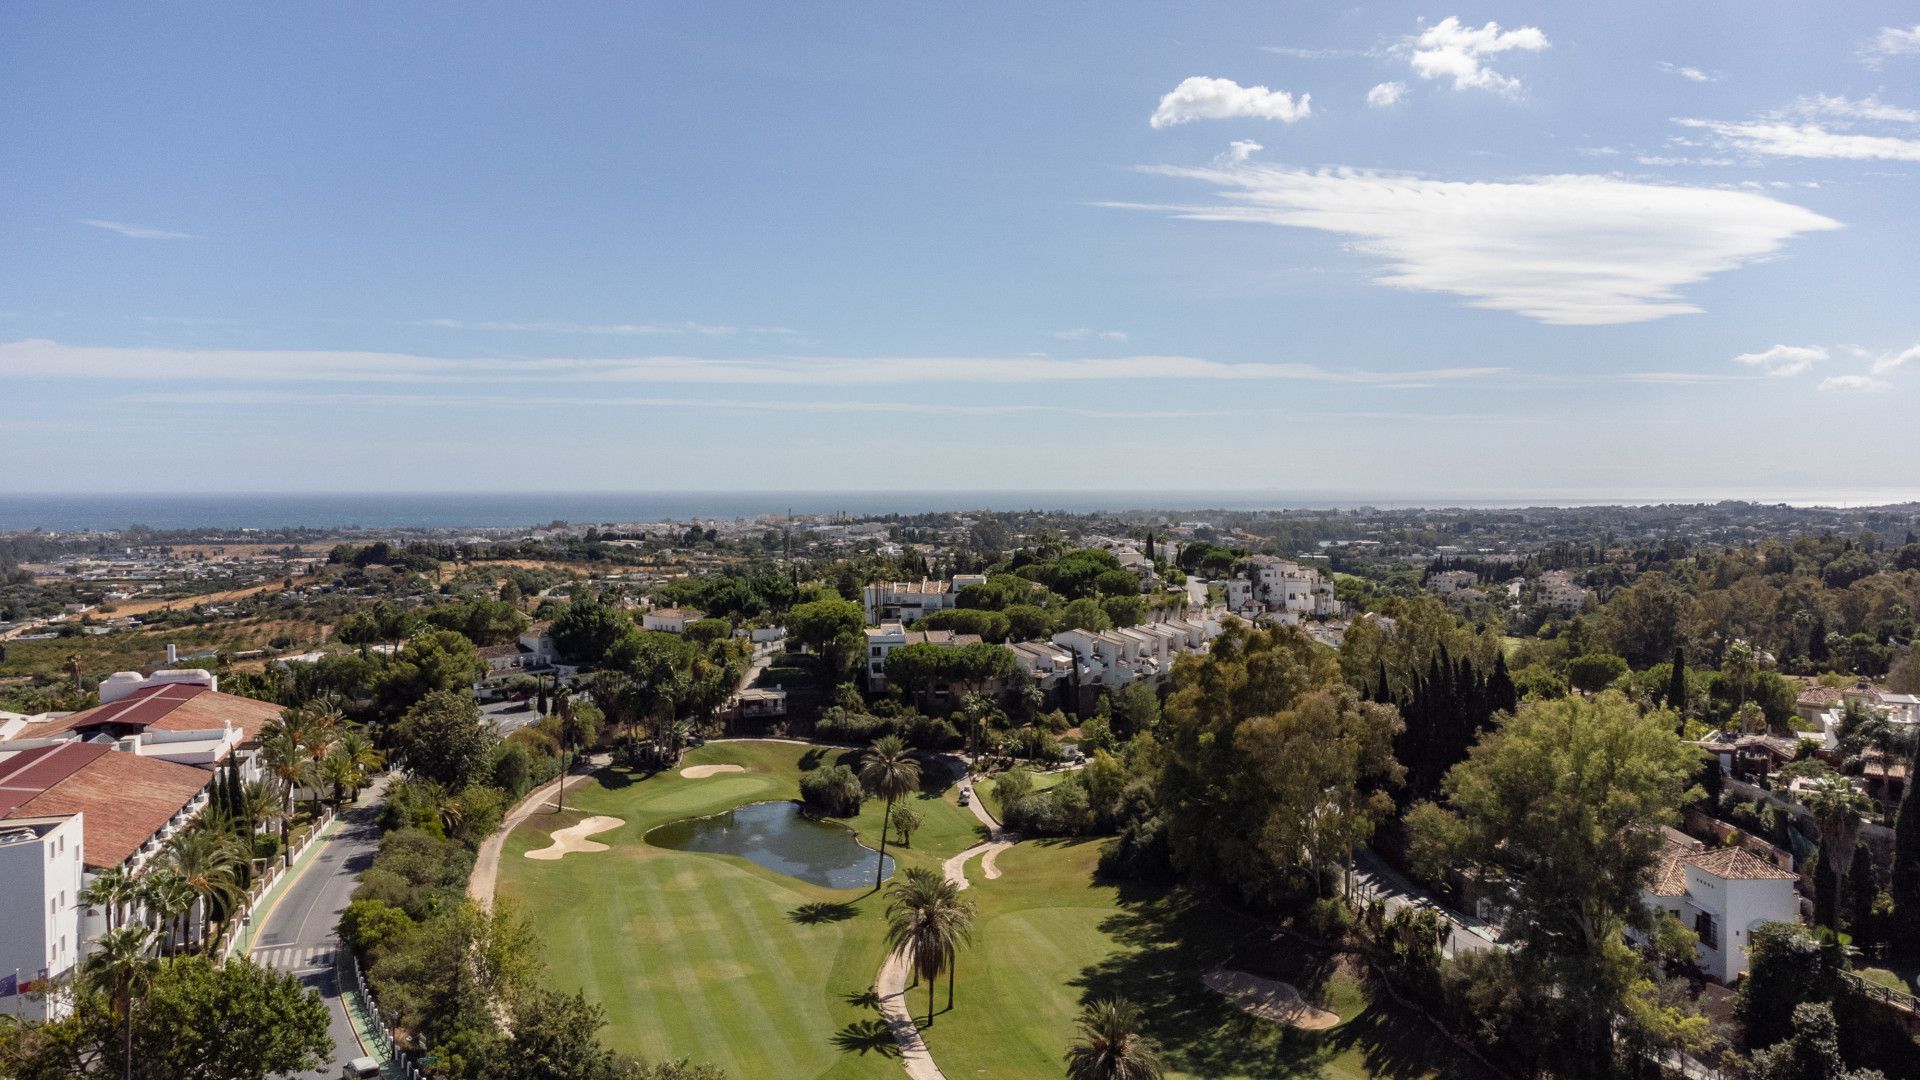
[0,490,1913,533]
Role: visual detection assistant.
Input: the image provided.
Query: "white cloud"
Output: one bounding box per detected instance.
[1221,140,1264,165]
[1863,23,1920,65]
[1113,166,1840,325]
[1262,46,1368,60]
[1366,82,1407,108]
[80,219,198,240]
[0,339,1502,387]
[1150,77,1310,128]
[1872,344,1920,374]
[1819,374,1892,392]
[1051,328,1131,343]
[1656,62,1715,83]
[419,318,798,337]
[1793,93,1920,123]
[1408,17,1549,94]
[1732,344,1827,377]
[1674,118,1920,161]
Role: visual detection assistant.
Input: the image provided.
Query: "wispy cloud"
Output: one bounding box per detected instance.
[1862,23,1920,66]
[1366,82,1407,108]
[1819,374,1891,392]
[1872,344,1920,375]
[1218,140,1264,166]
[1051,328,1130,343]
[0,339,1503,387]
[1109,165,1840,325]
[1674,119,1920,161]
[1407,17,1549,94]
[1656,62,1715,83]
[80,219,198,241]
[1733,344,1827,377]
[1150,77,1310,128]
[419,318,797,337]
[1675,94,1920,162]
[1261,45,1370,60]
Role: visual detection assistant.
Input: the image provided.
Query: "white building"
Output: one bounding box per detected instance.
[1228,556,1340,623]
[642,607,704,634]
[1641,832,1798,983]
[861,575,987,624]
[0,815,85,1020]
[1535,570,1588,612]
[1050,617,1218,693]
[1428,570,1480,595]
[862,623,982,689]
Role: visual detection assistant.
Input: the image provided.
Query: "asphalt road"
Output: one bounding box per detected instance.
[249,782,387,1079]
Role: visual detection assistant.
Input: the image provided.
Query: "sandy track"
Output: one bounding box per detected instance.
[524,815,624,860]
[1201,968,1341,1029]
[680,764,747,779]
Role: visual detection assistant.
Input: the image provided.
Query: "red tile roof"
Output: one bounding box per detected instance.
[39,683,283,745]
[0,743,212,868]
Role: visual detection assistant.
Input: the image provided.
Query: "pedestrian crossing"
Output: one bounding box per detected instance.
[250,944,336,973]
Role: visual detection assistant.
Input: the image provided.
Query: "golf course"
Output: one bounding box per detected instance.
[494,740,1488,1079]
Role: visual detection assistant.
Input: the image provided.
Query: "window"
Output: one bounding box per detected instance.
[1693,911,1718,950]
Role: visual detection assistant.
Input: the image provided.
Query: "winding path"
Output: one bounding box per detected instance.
[872,769,1018,1079]
[469,754,609,910]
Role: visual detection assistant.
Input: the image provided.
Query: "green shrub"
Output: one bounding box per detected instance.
[799,764,864,817]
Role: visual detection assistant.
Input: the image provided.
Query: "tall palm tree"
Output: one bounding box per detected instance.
[884,867,975,1024]
[859,735,921,889]
[163,827,248,952]
[81,866,139,932]
[81,924,156,1080]
[1798,771,1875,930]
[259,714,316,866]
[1064,998,1164,1080]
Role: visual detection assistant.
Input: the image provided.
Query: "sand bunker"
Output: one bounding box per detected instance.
[1202,968,1340,1030]
[524,816,624,860]
[680,764,747,779]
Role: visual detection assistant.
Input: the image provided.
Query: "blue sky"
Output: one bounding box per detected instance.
[3,3,1918,500]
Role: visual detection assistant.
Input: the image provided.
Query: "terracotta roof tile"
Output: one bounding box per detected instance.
[2,743,212,869]
[42,684,283,746]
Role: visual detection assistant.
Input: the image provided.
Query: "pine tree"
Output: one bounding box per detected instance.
[1667,645,1688,713]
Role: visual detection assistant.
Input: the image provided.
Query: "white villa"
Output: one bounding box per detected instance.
[1641,830,1798,984]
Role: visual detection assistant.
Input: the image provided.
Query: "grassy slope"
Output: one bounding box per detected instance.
[499,740,1477,1080]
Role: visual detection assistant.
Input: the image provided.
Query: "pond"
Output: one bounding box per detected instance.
[646,800,892,889]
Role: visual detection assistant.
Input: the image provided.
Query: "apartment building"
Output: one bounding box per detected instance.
[861,574,988,624]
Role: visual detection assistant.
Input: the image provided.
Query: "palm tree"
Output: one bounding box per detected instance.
[859,735,921,889]
[81,866,139,932]
[1796,770,1875,930]
[239,779,280,838]
[81,924,156,1080]
[137,869,196,957]
[259,714,316,866]
[64,652,83,692]
[330,728,384,801]
[163,827,248,952]
[1064,998,1164,1080]
[884,866,975,1024]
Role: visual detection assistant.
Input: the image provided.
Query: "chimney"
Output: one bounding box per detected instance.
[165,643,178,665]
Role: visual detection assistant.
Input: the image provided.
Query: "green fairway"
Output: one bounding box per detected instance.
[498,740,1478,1080]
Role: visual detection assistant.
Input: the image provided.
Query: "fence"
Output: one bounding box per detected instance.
[222,803,337,959]
[1845,970,1920,1013]
[346,951,428,1080]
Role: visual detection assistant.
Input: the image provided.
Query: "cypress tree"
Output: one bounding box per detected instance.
[1667,646,1688,713]
[1488,651,1518,716]
[1892,740,1920,957]
[1809,617,1830,663]
[1849,842,1879,951]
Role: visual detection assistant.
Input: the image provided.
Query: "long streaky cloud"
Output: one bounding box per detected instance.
[0,340,1502,387]
[80,219,199,240]
[1112,165,1841,325]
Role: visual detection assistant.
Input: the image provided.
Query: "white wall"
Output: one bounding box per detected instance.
[0,816,84,1021]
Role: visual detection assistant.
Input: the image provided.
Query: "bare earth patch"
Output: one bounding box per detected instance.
[524,816,625,860]
[1202,967,1341,1030]
[680,764,747,779]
